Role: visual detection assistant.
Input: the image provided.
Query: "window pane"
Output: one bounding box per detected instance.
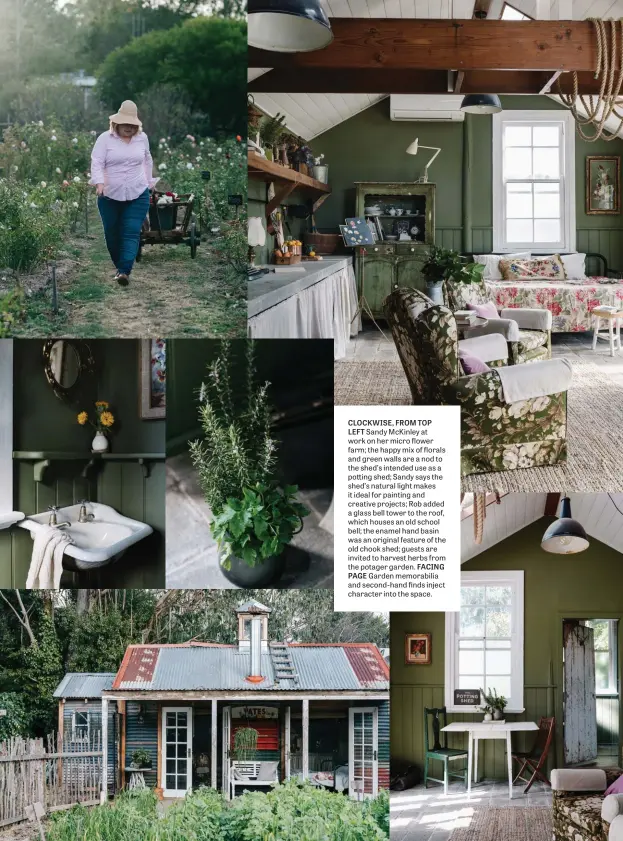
[459,674,483,690]
[534,219,560,242]
[166,775,176,789]
[595,651,610,689]
[486,649,512,675]
[506,184,532,218]
[507,218,533,243]
[533,125,560,146]
[461,586,485,606]
[533,147,559,179]
[459,639,484,650]
[505,147,532,178]
[487,639,511,649]
[460,607,485,637]
[486,607,511,637]
[534,184,560,219]
[505,125,532,146]
[486,675,511,699]
[459,649,484,675]
[486,587,512,606]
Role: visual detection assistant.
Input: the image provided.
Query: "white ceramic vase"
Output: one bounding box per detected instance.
[92,432,109,453]
[483,713,493,722]
[493,709,503,721]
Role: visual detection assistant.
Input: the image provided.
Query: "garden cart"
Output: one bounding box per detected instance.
[137,190,200,261]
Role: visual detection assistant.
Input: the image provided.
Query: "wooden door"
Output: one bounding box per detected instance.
[349,707,378,799]
[222,706,231,798]
[564,623,598,765]
[358,255,396,316]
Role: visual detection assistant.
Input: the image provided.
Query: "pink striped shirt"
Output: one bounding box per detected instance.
[89,130,158,201]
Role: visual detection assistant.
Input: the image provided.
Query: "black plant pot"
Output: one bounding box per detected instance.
[221,548,288,587]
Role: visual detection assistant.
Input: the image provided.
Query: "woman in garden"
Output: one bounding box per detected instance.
[89,100,157,286]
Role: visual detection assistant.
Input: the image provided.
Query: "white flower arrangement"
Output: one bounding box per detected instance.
[313,154,325,165]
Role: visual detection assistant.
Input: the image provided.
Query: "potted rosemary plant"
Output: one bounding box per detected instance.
[189,341,310,587]
[129,748,152,770]
[422,245,484,304]
[480,688,507,722]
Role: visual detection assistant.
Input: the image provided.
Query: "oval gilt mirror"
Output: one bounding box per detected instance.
[43,340,95,404]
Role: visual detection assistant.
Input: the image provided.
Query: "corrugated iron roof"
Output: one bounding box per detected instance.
[54,673,115,699]
[111,644,388,692]
[236,600,271,613]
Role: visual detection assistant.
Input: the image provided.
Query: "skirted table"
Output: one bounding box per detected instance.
[441,721,539,799]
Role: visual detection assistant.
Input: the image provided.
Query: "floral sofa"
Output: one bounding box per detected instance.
[552,767,623,841]
[383,287,571,476]
[457,253,623,333]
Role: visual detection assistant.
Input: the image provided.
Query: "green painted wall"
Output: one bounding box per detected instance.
[391,518,623,781]
[248,179,308,265]
[0,340,166,588]
[315,96,623,267]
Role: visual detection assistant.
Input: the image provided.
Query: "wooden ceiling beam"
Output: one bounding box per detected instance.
[249,69,604,95]
[545,493,562,516]
[249,19,602,71]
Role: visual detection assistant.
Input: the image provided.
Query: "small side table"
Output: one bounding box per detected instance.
[128,770,146,789]
[592,307,623,357]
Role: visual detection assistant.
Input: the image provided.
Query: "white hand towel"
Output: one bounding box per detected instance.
[26,526,73,590]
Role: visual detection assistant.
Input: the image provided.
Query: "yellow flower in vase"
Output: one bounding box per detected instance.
[77,411,88,425]
[95,401,109,408]
[100,411,115,428]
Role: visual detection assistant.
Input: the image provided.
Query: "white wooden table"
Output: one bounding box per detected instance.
[441,721,539,799]
[592,307,623,357]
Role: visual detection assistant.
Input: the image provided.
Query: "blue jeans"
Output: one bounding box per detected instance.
[97,189,149,276]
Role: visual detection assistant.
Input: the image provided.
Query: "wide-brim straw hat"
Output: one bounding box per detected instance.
[109,100,142,128]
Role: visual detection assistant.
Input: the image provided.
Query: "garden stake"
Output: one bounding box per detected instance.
[51,262,58,314]
[84,192,89,235]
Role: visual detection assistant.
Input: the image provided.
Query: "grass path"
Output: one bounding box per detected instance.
[11,217,246,338]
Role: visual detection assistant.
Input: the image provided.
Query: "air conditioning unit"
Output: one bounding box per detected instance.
[390,95,465,122]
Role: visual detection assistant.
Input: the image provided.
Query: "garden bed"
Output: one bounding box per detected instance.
[37,782,389,841]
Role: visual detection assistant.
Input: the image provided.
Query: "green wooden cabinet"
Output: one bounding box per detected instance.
[354,181,435,318]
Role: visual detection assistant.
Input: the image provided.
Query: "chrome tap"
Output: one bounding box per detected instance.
[47,505,70,528]
[78,500,94,523]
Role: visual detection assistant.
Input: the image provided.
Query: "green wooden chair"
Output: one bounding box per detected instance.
[424,707,469,795]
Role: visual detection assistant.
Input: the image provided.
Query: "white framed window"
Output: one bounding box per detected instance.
[72,710,90,742]
[585,619,618,696]
[445,570,524,713]
[492,110,575,253]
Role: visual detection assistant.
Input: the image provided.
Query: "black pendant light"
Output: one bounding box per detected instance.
[541,496,590,555]
[248,0,334,53]
[460,94,503,114]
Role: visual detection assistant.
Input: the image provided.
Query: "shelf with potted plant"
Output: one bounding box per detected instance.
[247,152,331,217]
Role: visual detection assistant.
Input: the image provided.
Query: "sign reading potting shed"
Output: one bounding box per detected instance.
[454,690,480,706]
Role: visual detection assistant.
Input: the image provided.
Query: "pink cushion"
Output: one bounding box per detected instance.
[458,348,491,375]
[467,301,499,319]
[605,775,623,796]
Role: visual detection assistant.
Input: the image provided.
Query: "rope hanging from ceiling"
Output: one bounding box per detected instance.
[558,18,623,142]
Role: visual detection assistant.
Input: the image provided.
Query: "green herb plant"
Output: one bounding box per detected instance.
[131,748,152,768]
[480,687,507,713]
[189,341,309,570]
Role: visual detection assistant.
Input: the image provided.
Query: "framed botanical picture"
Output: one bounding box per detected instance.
[586,155,620,215]
[139,338,166,419]
[405,633,431,665]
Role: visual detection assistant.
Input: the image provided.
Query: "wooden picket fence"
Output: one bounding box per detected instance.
[0,732,103,827]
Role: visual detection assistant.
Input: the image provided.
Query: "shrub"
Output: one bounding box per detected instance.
[0,79,108,135]
[0,122,92,184]
[97,17,246,136]
[0,180,69,272]
[47,790,159,841]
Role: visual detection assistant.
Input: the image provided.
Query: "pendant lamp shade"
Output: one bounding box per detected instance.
[248,0,334,52]
[460,94,503,114]
[541,496,590,555]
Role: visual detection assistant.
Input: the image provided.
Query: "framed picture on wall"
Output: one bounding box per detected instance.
[405,633,431,665]
[586,155,621,215]
[139,339,166,419]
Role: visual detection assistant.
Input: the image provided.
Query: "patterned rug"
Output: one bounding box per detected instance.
[334,356,623,492]
[448,807,551,841]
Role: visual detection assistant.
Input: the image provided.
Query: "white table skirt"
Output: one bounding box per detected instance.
[248,265,361,358]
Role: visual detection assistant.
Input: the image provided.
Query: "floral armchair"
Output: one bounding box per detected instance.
[551,767,623,841]
[444,277,552,365]
[383,288,571,476]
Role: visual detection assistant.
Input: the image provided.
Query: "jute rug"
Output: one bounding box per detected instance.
[448,807,551,841]
[334,357,623,492]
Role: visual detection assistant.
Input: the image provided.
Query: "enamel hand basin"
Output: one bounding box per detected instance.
[0,511,25,530]
[18,503,153,568]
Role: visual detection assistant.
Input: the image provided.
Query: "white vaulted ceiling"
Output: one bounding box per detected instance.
[462,493,623,563]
